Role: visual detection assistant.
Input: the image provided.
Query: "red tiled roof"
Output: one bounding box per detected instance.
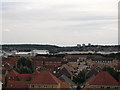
[2,57,18,67]
[6,81,29,88]
[89,71,119,86]
[18,74,32,80]
[6,70,19,77]
[31,70,61,84]
[32,70,40,75]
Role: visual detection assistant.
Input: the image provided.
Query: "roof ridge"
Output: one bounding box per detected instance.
[48,71,61,84]
[89,71,118,86]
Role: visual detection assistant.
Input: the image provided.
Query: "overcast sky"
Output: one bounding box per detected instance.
[1,0,119,46]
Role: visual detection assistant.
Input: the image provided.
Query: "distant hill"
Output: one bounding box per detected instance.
[1,44,119,52]
[1,44,61,52]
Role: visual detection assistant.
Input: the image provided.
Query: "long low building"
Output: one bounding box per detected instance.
[15,50,50,57]
[58,51,118,55]
[31,50,49,56]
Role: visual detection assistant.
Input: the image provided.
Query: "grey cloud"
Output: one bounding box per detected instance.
[2,1,118,45]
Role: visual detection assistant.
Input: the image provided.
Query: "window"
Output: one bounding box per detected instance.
[44,85,47,88]
[38,85,41,88]
[31,85,34,88]
[101,87,104,88]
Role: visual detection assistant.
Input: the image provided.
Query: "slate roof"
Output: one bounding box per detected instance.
[85,68,99,79]
[56,67,73,79]
[59,74,75,85]
[85,66,102,79]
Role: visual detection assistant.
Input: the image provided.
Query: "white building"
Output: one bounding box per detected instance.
[6,50,50,57]
[15,52,31,57]
[1,50,13,58]
[58,51,95,54]
[0,81,2,90]
[31,50,49,56]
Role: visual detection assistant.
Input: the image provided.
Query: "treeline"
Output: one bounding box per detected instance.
[2,44,119,53]
[36,54,65,58]
[70,53,120,58]
[102,53,120,59]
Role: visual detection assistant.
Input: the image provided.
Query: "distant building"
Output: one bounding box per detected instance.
[88,43,91,47]
[0,81,2,90]
[77,44,81,47]
[31,50,49,56]
[86,57,118,68]
[1,51,13,58]
[15,52,31,57]
[14,50,49,57]
[82,44,86,48]
[0,50,3,57]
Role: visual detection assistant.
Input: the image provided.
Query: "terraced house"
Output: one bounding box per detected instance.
[5,70,70,89]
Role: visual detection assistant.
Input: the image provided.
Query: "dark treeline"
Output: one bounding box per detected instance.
[1,44,120,53]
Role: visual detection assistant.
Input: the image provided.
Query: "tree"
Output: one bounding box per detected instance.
[37,66,46,71]
[73,69,86,85]
[16,57,34,74]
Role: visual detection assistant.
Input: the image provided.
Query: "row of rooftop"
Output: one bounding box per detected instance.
[1,54,120,89]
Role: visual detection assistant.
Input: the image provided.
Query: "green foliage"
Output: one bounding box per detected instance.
[102,53,120,59]
[73,69,86,85]
[36,54,65,58]
[102,67,119,81]
[16,57,34,74]
[37,66,46,71]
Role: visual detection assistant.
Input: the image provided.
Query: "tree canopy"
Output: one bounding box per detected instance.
[16,57,34,74]
[73,69,86,85]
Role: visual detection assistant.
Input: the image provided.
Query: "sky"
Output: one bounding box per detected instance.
[1,0,119,46]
